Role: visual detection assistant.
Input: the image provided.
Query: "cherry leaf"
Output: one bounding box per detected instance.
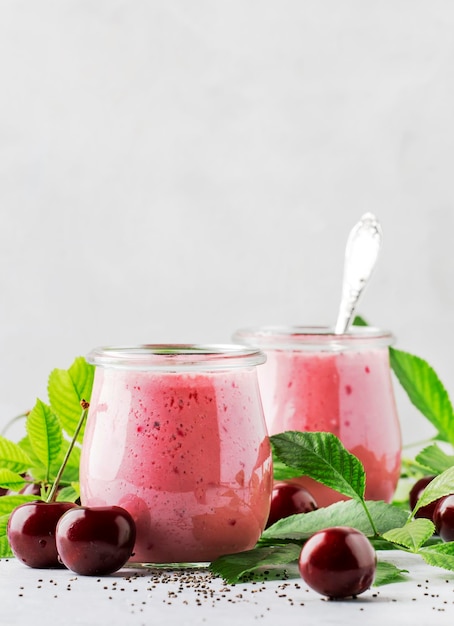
[261,500,408,543]
[26,399,62,474]
[0,469,26,492]
[47,357,94,442]
[412,466,454,516]
[382,518,435,553]
[390,348,454,445]
[271,431,365,501]
[373,561,408,586]
[415,443,454,474]
[210,544,301,584]
[419,542,454,571]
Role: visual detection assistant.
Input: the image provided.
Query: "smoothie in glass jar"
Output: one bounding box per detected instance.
[79,345,272,564]
[233,326,401,507]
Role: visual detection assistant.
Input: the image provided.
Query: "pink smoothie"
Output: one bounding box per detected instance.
[79,351,272,564]
[234,327,402,507]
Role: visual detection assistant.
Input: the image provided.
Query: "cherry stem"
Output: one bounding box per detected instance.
[46,399,90,504]
[0,411,30,437]
[360,498,379,537]
[402,438,434,451]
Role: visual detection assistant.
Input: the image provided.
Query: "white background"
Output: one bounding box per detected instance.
[0,1,453,446]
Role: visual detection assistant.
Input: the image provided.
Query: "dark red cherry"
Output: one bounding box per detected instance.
[266,482,317,528]
[409,476,440,520]
[298,526,376,598]
[55,506,136,576]
[433,495,454,541]
[7,501,78,568]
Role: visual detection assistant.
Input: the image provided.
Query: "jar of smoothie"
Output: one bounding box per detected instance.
[232,326,401,507]
[79,344,272,564]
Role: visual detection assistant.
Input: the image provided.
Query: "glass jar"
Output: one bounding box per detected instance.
[233,326,401,507]
[79,344,272,564]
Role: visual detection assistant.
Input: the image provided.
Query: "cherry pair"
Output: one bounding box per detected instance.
[410,475,454,541]
[7,501,136,576]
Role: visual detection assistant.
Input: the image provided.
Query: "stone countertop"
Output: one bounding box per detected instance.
[1,551,453,626]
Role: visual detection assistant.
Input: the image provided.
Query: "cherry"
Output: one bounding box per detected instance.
[266,482,317,528]
[433,495,454,541]
[409,476,440,520]
[6,399,92,570]
[56,506,136,576]
[298,526,376,598]
[7,501,78,568]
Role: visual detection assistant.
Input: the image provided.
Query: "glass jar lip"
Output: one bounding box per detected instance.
[233,325,394,351]
[86,344,266,371]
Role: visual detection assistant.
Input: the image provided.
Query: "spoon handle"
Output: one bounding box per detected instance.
[334,213,382,335]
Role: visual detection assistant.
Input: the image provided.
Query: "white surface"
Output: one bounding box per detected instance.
[0,551,453,626]
[1,2,454,446]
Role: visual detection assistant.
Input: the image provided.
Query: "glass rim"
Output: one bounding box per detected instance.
[233,325,394,351]
[86,344,267,371]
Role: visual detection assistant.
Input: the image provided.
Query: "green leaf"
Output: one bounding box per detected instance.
[399,457,429,480]
[271,431,365,501]
[210,544,301,584]
[260,500,408,543]
[0,494,43,516]
[0,515,13,558]
[16,435,78,484]
[415,444,454,474]
[419,542,454,571]
[373,561,408,586]
[26,399,63,474]
[272,458,300,480]
[50,444,81,484]
[353,315,369,326]
[16,435,44,472]
[56,484,80,503]
[389,348,454,444]
[412,466,454,516]
[0,469,26,492]
[369,537,402,551]
[47,357,94,441]
[16,436,50,484]
[0,436,32,473]
[382,519,435,552]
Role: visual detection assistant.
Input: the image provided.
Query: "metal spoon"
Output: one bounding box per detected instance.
[334,212,383,335]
